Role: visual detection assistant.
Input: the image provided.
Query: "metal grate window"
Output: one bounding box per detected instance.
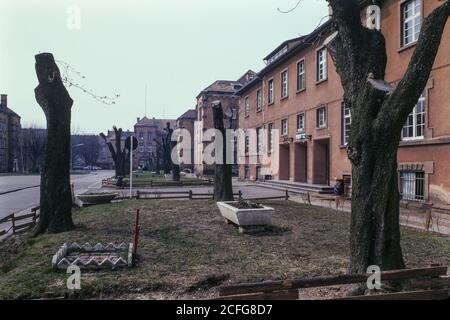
[400,171,425,202]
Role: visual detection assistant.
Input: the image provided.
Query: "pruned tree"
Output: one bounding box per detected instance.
[100,126,130,177]
[164,122,180,181]
[323,0,450,274]
[34,53,74,234]
[212,102,233,201]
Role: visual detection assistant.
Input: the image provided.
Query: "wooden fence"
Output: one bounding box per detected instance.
[216,266,450,300]
[0,206,40,238]
[133,189,290,201]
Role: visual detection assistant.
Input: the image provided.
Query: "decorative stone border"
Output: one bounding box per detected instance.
[52,242,134,270]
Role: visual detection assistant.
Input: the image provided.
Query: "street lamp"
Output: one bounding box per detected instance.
[71,143,84,171]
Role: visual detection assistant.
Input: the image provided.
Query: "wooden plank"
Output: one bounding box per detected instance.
[13,213,36,221]
[219,266,448,296]
[338,289,449,300]
[214,290,298,301]
[0,229,7,236]
[139,191,189,195]
[14,226,34,234]
[0,214,14,224]
[411,276,450,290]
[245,196,286,201]
[14,221,36,231]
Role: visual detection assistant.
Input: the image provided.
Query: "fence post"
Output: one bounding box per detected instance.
[11,213,16,234]
[189,190,193,200]
[238,190,243,201]
[307,192,311,205]
[136,190,140,200]
[285,190,289,200]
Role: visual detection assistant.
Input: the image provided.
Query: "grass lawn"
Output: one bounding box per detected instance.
[0,200,449,299]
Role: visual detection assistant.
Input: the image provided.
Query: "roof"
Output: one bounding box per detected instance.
[0,105,20,118]
[134,116,176,127]
[196,70,257,99]
[177,109,197,120]
[263,36,306,62]
[236,19,333,96]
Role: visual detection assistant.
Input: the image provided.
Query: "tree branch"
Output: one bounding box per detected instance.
[381,0,450,129]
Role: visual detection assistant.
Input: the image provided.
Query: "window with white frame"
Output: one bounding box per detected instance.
[244,97,249,117]
[268,79,274,104]
[402,0,422,47]
[316,106,327,128]
[256,89,262,112]
[316,48,327,82]
[281,118,288,136]
[400,171,425,202]
[297,60,305,91]
[268,123,273,153]
[402,94,425,140]
[342,103,351,145]
[256,127,263,155]
[297,113,305,132]
[281,70,288,98]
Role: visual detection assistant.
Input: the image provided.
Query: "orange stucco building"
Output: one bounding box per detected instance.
[236,0,450,207]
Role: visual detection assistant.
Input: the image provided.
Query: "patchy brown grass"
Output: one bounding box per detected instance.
[0,199,449,299]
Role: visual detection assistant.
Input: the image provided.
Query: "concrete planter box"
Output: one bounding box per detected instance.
[217,201,274,233]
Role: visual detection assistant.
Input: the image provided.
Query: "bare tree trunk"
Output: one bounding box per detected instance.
[34,53,74,235]
[212,103,233,201]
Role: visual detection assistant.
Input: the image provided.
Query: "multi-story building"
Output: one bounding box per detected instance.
[194,70,257,176]
[133,117,176,170]
[0,94,21,173]
[236,0,450,207]
[176,109,197,172]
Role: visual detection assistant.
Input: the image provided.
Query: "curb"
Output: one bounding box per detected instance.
[0,185,40,196]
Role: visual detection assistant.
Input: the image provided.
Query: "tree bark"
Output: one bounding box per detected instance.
[325,0,450,273]
[212,102,233,201]
[164,122,180,181]
[100,126,129,177]
[34,53,74,235]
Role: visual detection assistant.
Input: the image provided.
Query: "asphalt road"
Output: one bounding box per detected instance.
[0,171,113,219]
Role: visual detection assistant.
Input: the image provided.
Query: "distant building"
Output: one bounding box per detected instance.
[133,117,176,170]
[0,94,21,173]
[176,109,197,172]
[194,70,256,176]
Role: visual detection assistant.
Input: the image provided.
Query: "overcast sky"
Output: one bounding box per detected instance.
[0,0,328,134]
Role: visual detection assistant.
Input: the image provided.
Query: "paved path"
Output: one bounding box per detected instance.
[0,171,113,220]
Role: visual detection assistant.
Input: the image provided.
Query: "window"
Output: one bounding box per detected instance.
[256,89,262,112]
[402,0,421,47]
[139,146,144,153]
[297,113,305,132]
[316,107,327,128]
[342,103,351,145]
[268,79,274,104]
[268,123,273,153]
[231,107,237,120]
[281,70,288,98]
[316,48,327,82]
[244,97,249,117]
[297,60,305,91]
[400,171,425,202]
[139,132,144,140]
[402,94,425,140]
[281,118,288,136]
[256,127,263,155]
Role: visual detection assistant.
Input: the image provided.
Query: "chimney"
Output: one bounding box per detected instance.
[137,117,140,123]
[0,94,6,107]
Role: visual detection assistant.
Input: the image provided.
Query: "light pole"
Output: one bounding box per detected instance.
[71,143,84,171]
